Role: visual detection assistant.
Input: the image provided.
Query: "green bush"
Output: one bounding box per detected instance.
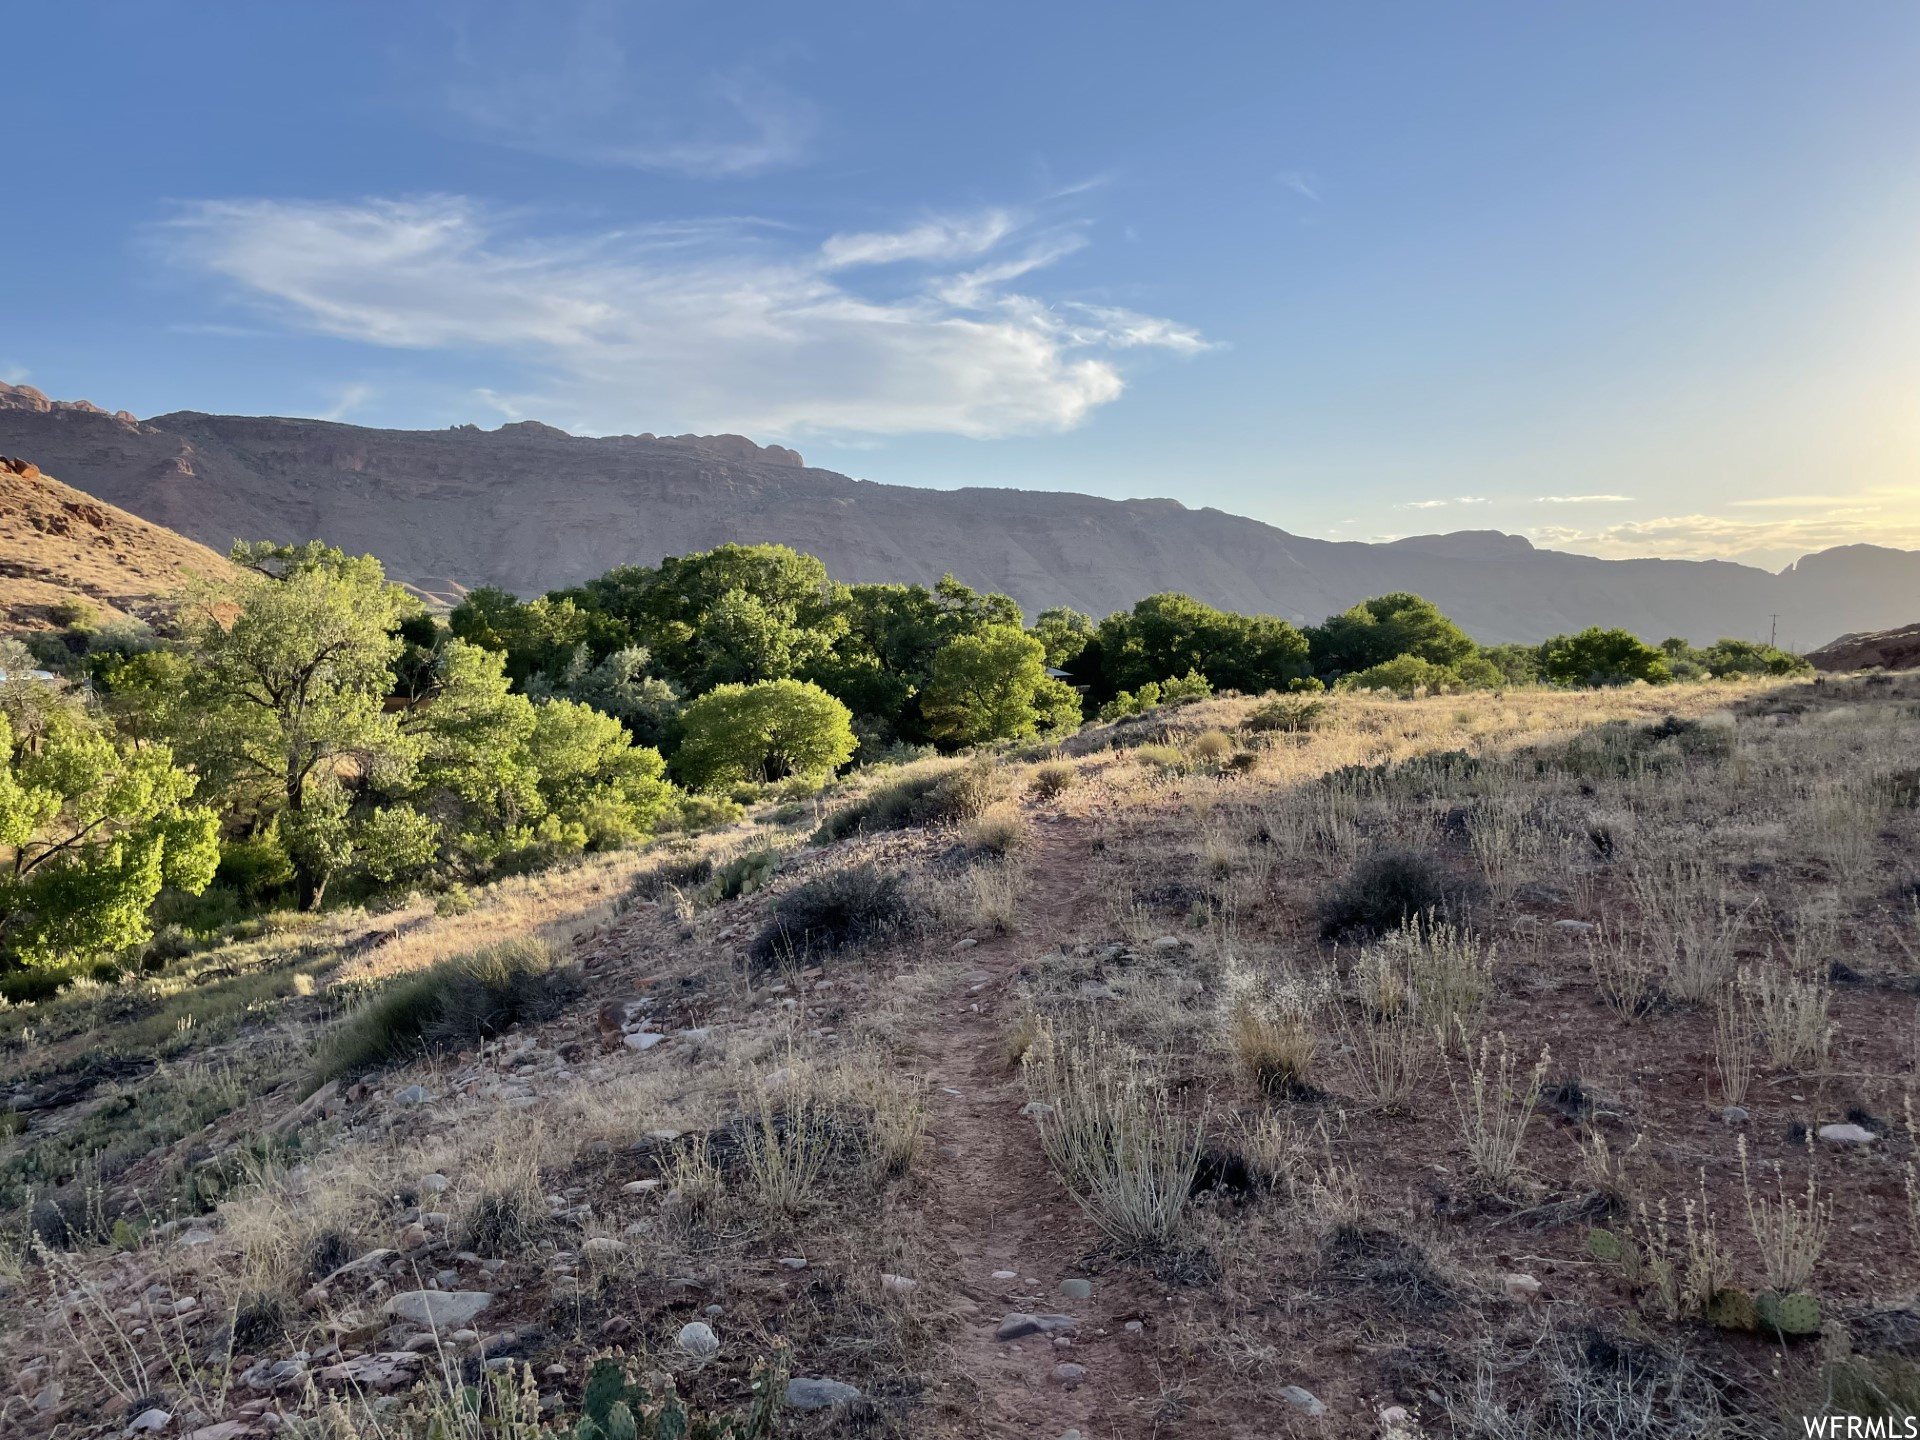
[750,864,914,967]
[811,760,1004,843]
[1316,849,1482,940]
[316,938,577,1078]
[214,836,296,902]
[1245,694,1326,733]
[677,793,747,833]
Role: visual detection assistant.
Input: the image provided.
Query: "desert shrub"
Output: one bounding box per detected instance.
[1028,761,1077,799]
[964,803,1027,856]
[705,848,781,902]
[750,864,914,966]
[317,937,576,1077]
[1189,730,1236,766]
[811,760,1004,842]
[1134,743,1185,772]
[1318,849,1481,940]
[1245,694,1326,733]
[1023,1020,1202,1250]
[676,793,746,833]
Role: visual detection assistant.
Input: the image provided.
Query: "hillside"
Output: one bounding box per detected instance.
[2,384,1914,647]
[0,454,240,633]
[5,675,1917,1437]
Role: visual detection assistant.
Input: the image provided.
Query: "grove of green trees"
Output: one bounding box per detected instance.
[1,538,1808,977]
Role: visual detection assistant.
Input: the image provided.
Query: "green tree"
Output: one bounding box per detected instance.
[529,645,681,748]
[1309,593,1477,678]
[1095,594,1310,696]
[0,706,218,967]
[525,699,676,848]
[1480,642,1545,686]
[1701,638,1811,679]
[181,542,421,906]
[571,545,849,693]
[922,626,1082,747]
[672,680,857,790]
[1542,628,1671,687]
[1031,607,1095,669]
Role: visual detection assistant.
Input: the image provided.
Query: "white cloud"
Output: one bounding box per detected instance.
[1530,510,1920,563]
[161,196,1208,439]
[317,382,376,423]
[1534,494,1635,504]
[1399,496,1489,510]
[0,365,28,384]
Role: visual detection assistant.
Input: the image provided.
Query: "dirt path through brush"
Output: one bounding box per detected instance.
[913,812,1172,1440]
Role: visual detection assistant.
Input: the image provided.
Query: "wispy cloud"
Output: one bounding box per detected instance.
[1399,496,1489,510]
[1534,493,1635,504]
[1277,170,1321,202]
[317,382,376,422]
[1531,511,1920,563]
[0,365,28,385]
[438,4,814,177]
[160,196,1209,439]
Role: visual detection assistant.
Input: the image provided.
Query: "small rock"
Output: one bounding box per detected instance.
[1020,1101,1053,1118]
[1721,1106,1750,1126]
[953,938,978,951]
[1051,1363,1087,1389]
[394,1085,430,1105]
[1380,1404,1414,1432]
[1281,1385,1328,1417]
[1504,1273,1542,1303]
[881,1273,916,1295]
[622,1180,662,1194]
[398,1224,431,1251]
[624,1032,665,1051]
[582,1237,624,1258]
[1551,920,1595,935]
[1058,1278,1092,1301]
[128,1407,173,1433]
[1818,1123,1876,1146]
[676,1321,719,1360]
[433,1269,460,1289]
[991,1270,1018,1280]
[677,1028,712,1044]
[785,1377,861,1410]
[1124,1320,1143,1333]
[1151,935,1183,950]
[777,1257,808,1270]
[995,1312,1076,1341]
[421,1173,451,1193]
[385,1291,493,1329]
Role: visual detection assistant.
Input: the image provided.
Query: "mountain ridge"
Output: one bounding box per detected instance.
[0,383,1910,648]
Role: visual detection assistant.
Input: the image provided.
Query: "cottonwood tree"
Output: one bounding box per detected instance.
[181,541,420,907]
[0,704,218,966]
[922,626,1082,747]
[672,679,856,790]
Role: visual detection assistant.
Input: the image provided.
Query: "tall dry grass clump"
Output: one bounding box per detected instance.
[1588,923,1659,1020]
[1632,856,1752,1005]
[1747,965,1832,1072]
[1223,962,1322,1096]
[1022,1020,1203,1249]
[1738,1137,1831,1293]
[1450,1032,1550,1192]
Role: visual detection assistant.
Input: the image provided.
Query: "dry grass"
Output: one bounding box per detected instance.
[1747,964,1833,1072]
[1588,923,1658,1020]
[1450,1032,1550,1193]
[1739,1137,1831,1293]
[1022,1020,1203,1249]
[1632,856,1752,1005]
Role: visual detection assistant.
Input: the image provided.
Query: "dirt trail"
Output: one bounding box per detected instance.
[913,813,1169,1440]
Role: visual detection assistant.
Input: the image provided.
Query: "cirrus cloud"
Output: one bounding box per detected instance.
[159,196,1208,439]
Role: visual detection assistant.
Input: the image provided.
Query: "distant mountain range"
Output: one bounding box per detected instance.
[0,382,1910,647]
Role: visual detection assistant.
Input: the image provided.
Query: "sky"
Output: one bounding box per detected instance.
[5,1,1918,570]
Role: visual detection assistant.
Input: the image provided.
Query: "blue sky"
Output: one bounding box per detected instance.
[6,1,1918,567]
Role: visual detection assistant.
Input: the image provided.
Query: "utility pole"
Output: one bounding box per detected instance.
[1769,614,1778,648]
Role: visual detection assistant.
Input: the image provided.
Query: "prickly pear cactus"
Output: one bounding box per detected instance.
[1707,1288,1757,1331]
[1586,1227,1622,1263]
[583,1358,630,1434]
[605,1402,638,1440]
[1775,1291,1822,1336]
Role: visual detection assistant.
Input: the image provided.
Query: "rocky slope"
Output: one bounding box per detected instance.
[1807,622,1920,672]
[1,383,1912,645]
[0,454,240,633]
